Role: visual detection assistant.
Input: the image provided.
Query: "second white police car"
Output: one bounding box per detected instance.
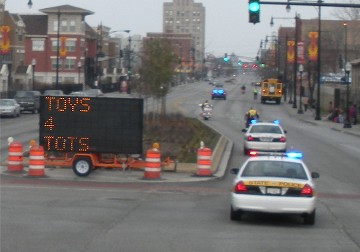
[230,152,319,225]
[242,120,287,155]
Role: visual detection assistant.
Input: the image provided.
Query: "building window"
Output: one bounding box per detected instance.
[51,40,58,51]
[51,58,60,70]
[53,19,69,32]
[32,40,45,51]
[54,20,58,32]
[64,58,75,70]
[61,20,68,32]
[66,40,76,52]
[69,20,76,32]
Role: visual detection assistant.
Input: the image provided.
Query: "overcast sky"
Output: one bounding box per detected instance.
[4,0,352,59]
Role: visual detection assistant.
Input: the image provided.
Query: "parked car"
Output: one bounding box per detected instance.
[43,90,64,96]
[13,90,41,114]
[84,89,104,97]
[0,99,21,117]
[69,91,87,97]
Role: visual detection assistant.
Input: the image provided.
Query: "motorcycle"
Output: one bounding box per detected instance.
[241,85,246,94]
[254,92,258,100]
[199,104,213,120]
[244,114,259,128]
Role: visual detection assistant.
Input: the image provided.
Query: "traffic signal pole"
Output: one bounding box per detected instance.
[259,1,360,8]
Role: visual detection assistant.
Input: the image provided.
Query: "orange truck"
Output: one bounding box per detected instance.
[260,78,283,104]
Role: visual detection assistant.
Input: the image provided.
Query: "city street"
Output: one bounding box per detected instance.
[1,76,360,252]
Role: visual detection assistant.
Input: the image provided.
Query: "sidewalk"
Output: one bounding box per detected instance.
[283,101,360,138]
[0,133,234,184]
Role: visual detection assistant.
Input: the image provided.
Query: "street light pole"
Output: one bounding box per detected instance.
[298,64,304,114]
[77,61,82,86]
[270,15,296,104]
[27,0,33,8]
[284,34,288,102]
[55,9,60,89]
[314,0,322,120]
[127,31,132,94]
[31,58,36,90]
[344,62,352,128]
[292,14,299,109]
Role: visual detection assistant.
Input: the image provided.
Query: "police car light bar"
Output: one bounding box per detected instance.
[249,151,303,159]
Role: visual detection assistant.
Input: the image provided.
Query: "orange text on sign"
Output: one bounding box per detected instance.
[44,97,91,112]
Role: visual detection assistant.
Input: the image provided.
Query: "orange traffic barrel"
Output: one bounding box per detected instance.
[28,145,45,177]
[196,147,212,176]
[7,141,24,172]
[143,148,161,179]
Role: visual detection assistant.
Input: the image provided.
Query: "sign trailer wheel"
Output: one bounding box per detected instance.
[73,157,93,177]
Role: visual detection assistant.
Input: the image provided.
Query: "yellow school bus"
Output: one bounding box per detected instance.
[260,78,283,104]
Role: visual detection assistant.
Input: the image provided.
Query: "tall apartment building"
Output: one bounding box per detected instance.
[163,0,205,69]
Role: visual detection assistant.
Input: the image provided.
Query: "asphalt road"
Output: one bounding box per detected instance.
[1,74,360,252]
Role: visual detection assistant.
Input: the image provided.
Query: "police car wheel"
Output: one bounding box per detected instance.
[230,207,242,221]
[73,157,93,177]
[303,210,316,225]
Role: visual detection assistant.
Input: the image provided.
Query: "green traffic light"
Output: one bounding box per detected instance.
[249,2,260,12]
[248,0,260,24]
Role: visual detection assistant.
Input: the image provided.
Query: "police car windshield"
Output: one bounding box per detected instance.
[250,125,282,134]
[241,160,308,179]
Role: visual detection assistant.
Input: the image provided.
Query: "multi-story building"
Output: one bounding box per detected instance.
[266,18,360,117]
[163,0,205,74]
[1,3,134,95]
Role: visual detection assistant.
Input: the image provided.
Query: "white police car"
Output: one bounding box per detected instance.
[230,152,319,225]
[242,120,287,155]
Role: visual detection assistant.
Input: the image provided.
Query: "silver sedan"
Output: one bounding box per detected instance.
[0,99,21,118]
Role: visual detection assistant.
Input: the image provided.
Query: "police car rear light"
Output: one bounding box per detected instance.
[280,136,286,142]
[247,135,254,141]
[234,181,247,193]
[300,184,313,196]
[249,151,257,156]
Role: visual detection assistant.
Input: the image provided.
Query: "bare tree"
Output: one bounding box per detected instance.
[331,0,360,20]
[139,38,178,118]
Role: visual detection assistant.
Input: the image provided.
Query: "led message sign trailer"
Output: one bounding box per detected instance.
[39,96,143,154]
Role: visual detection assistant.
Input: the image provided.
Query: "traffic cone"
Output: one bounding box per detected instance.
[195,145,212,177]
[7,141,24,172]
[143,144,161,180]
[27,145,45,177]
